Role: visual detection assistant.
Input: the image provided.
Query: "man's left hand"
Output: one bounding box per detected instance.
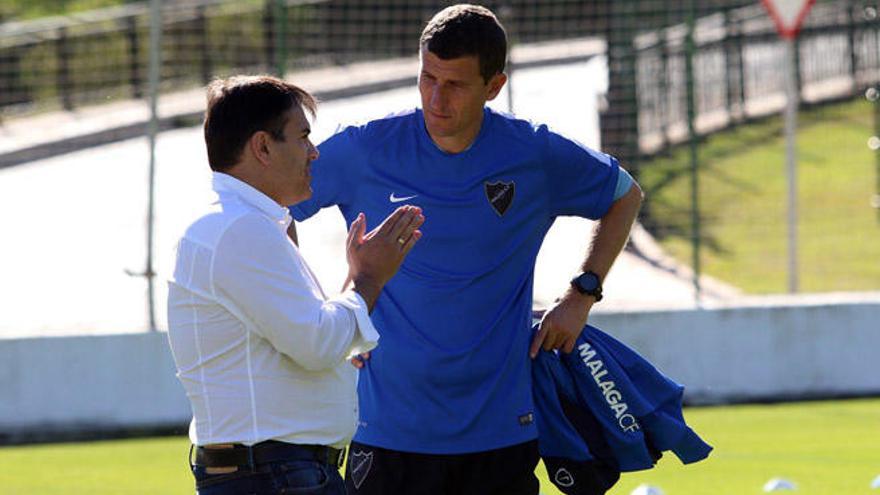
[529,289,594,358]
[350,351,370,369]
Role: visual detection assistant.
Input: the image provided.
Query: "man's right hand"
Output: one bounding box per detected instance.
[346,205,424,311]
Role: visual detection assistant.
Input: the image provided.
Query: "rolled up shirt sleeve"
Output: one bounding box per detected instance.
[331,290,380,357]
[211,213,379,371]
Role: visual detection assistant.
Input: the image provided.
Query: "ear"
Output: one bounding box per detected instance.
[249,131,272,167]
[485,72,508,101]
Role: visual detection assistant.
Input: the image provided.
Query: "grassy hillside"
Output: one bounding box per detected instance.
[1,0,132,21]
[640,98,880,293]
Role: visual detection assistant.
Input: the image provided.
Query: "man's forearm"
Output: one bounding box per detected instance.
[580,182,643,279]
[532,181,644,357]
[351,276,383,313]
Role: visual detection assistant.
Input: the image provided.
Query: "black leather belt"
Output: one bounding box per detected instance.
[194,440,345,469]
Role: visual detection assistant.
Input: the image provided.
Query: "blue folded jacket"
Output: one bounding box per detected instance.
[532,323,712,494]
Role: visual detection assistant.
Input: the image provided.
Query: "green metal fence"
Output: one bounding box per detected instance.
[1,0,878,299]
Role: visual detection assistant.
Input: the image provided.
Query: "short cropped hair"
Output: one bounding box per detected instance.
[203,75,317,172]
[420,4,507,83]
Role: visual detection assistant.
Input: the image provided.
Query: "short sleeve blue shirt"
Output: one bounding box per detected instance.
[290,107,620,454]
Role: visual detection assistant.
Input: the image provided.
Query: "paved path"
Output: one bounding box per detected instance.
[0,54,744,338]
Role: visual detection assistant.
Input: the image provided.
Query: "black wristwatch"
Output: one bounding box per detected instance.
[570,271,603,302]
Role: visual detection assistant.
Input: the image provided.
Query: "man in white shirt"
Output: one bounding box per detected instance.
[167,75,424,495]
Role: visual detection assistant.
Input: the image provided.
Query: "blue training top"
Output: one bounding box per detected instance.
[290,107,620,454]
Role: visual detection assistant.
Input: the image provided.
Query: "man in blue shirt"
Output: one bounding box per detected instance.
[290,4,643,494]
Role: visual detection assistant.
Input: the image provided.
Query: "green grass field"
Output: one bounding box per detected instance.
[639,98,880,293]
[1,398,877,495]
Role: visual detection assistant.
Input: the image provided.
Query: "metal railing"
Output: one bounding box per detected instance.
[602,1,880,163]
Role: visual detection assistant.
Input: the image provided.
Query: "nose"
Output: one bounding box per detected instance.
[429,84,448,112]
[308,140,319,161]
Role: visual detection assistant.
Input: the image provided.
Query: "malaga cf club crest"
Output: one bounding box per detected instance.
[349,449,374,489]
[485,180,515,216]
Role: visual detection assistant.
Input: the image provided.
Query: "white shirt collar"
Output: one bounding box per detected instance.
[212,172,292,228]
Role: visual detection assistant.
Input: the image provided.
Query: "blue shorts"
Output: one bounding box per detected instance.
[344,439,539,495]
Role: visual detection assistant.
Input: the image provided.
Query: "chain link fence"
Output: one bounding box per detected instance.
[0,0,878,335]
[2,0,612,117]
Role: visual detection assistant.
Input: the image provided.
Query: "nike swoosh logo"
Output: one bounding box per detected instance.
[389,193,418,203]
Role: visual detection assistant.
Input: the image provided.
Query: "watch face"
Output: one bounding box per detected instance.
[576,272,599,291]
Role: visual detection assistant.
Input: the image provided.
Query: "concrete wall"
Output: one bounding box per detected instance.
[591,299,880,404]
[2,300,878,437]
[0,332,191,438]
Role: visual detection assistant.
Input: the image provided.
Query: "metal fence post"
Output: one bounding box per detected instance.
[196,5,212,84]
[274,0,287,77]
[56,27,74,110]
[658,30,669,147]
[257,0,289,77]
[0,45,25,109]
[125,16,143,99]
[145,0,163,331]
[263,0,273,72]
[847,0,858,88]
[601,1,641,177]
[784,37,800,293]
[870,6,880,219]
[736,12,747,120]
[499,4,514,114]
[872,85,880,220]
[724,7,745,123]
[685,0,701,305]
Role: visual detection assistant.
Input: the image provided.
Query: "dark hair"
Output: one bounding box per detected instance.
[420,4,507,83]
[203,75,317,172]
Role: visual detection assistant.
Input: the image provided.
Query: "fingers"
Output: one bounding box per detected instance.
[346,214,361,251]
[347,213,366,251]
[545,325,575,353]
[393,210,424,252]
[354,213,366,245]
[532,319,578,358]
[349,351,371,369]
[389,207,424,244]
[401,230,423,255]
[542,322,561,352]
[360,205,425,254]
[529,323,547,359]
[376,205,422,243]
[375,206,408,238]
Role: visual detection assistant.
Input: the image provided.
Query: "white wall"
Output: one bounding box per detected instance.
[2,301,878,435]
[0,332,190,434]
[591,299,880,404]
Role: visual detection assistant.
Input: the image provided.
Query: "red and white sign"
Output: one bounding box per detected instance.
[762,0,816,39]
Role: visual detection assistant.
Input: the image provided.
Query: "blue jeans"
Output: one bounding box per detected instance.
[193,458,346,495]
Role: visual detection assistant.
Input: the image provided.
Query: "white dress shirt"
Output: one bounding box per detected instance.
[167,172,378,448]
